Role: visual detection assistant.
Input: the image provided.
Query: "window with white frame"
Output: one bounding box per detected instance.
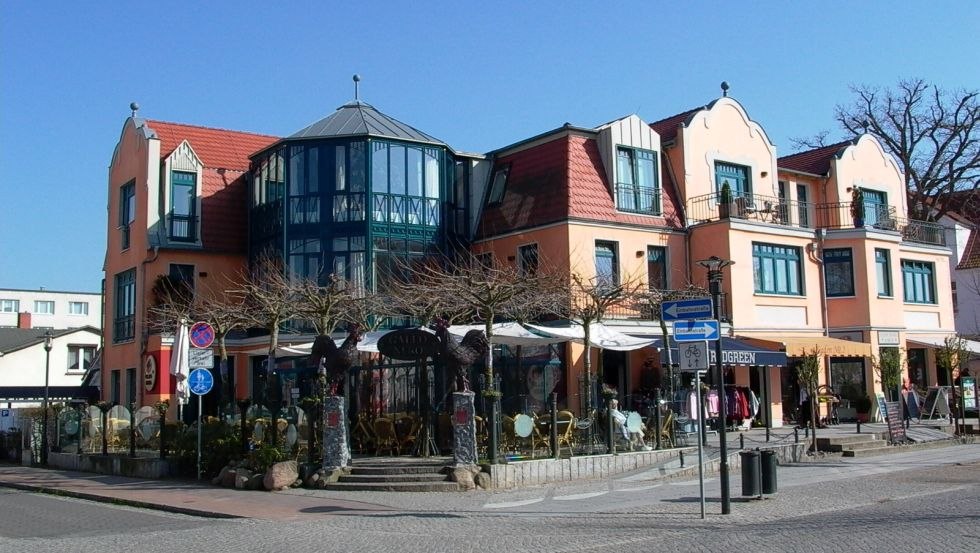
[615,147,660,214]
[34,301,54,315]
[753,242,802,295]
[901,260,935,304]
[0,299,19,313]
[68,301,89,316]
[67,345,96,373]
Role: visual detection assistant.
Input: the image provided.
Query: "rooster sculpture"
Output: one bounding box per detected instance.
[308,324,362,396]
[433,318,490,392]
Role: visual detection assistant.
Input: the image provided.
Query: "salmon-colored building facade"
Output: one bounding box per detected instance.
[102,92,958,429]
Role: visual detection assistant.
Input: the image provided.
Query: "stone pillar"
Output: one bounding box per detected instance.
[452,392,477,465]
[322,395,349,470]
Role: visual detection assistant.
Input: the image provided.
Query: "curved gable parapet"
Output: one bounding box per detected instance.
[834,134,903,181]
[110,117,157,168]
[686,97,777,156]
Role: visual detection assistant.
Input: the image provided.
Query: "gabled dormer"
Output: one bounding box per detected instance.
[596,115,664,216]
[160,140,204,247]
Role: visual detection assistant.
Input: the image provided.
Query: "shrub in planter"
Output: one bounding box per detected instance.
[719,181,734,219]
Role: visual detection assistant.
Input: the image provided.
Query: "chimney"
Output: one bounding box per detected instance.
[17,312,32,329]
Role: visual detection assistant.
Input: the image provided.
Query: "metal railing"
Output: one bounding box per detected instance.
[689,192,946,246]
[168,214,198,242]
[615,184,662,215]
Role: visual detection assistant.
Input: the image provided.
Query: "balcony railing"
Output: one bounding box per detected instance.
[615,184,662,215]
[168,214,198,242]
[688,192,946,246]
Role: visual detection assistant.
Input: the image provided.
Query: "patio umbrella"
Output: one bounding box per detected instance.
[169,320,190,412]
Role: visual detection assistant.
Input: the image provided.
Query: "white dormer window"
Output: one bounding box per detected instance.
[615,147,660,215]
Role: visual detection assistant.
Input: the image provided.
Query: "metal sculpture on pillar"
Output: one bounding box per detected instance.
[696,255,734,515]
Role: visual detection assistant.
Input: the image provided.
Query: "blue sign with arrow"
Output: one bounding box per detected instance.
[188,368,214,396]
[662,297,713,321]
[673,319,720,342]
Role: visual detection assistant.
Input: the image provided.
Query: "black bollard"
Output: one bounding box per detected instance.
[606,405,615,454]
[129,402,137,458]
[550,393,558,459]
[489,398,500,464]
[739,433,745,450]
[653,403,662,450]
[679,449,685,467]
[856,420,861,434]
[794,427,799,444]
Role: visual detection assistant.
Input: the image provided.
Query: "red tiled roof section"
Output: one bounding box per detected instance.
[778,140,852,176]
[649,107,703,144]
[477,136,570,239]
[477,134,685,240]
[201,170,249,253]
[957,229,980,269]
[146,120,278,170]
[567,136,683,228]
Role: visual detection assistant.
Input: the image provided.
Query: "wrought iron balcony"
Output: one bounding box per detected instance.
[688,192,946,246]
[615,184,662,215]
[168,214,198,242]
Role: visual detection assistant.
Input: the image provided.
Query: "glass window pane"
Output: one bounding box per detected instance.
[617,149,634,185]
[425,149,440,198]
[308,147,318,193]
[289,147,303,195]
[407,147,423,196]
[350,142,365,192]
[335,146,346,191]
[637,154,655,189]
[389,144,406,195]
[372,142,388,193]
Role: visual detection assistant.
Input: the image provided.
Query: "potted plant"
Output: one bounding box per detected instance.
[850,188,865,227]
[854,395,872,423]
[719,181,734,219]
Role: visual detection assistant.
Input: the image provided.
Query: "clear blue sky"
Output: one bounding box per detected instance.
[1,2,977,293]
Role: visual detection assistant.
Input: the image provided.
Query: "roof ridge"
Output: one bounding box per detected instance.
[778,139,853,160]
[145,119,279,139]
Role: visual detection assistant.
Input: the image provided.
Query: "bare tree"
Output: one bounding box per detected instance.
[788,130,831,152]
[564,271,645,420]
[293,273,356,336]
[836,79,980,221]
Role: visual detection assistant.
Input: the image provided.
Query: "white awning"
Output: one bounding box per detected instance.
[526,322,657,351]
[242,330,393,357]
[448,322,567,347]
[907,336,980,355]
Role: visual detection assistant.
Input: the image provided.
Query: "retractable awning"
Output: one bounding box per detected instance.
[651,337,787,366]
[741,335,872,357]
[907,336,980,355]
[526,323,657,351]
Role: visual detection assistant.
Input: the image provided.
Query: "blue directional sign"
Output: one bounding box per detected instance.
[662,297,713,321]
[188,368,214,395]
[673,319,720,342]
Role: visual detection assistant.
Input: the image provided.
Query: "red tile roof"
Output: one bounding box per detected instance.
[145,120,278,170]
[946,190,980,270]
[778,140,853,176]
[476,132,684,240]
[958,229,980,269]
[648,107,703,144]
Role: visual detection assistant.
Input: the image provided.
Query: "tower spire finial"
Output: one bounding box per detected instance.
[720,81,730,97]
[353,74,361,101]
[130,102,140,117]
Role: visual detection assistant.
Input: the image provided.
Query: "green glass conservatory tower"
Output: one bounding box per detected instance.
[249,100,472,293]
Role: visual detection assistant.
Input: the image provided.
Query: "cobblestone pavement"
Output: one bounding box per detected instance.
[1,445,977,552]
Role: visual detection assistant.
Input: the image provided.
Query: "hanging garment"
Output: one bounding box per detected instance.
[706,389,720,417]
[687,390,699,420]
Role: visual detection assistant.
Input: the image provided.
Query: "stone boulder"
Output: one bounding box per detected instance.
[246,473,265,490]
[474,472,492,490]
[448,464,480,491]
[263,460,299,491]
[211,465,231,486]
[235,468,253,490]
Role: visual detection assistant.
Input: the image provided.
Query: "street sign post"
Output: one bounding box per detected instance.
[189,321,215,349]
[680,341,710,372]
[662,298,713,321]
[673,319,720,342]
[188,368,214,481]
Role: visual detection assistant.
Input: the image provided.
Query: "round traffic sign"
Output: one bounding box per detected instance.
[188,368,214,395]
[189,321,215,348]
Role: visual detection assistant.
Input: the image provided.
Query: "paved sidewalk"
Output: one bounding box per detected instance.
[0,465,392,521]
[0,420,965,521]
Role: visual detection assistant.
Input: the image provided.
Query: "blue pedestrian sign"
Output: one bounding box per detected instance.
[662,298,713,321]
[673,319,720,342]
[188,368,214,395]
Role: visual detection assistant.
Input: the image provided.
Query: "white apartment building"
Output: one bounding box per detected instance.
[0,288,102,330]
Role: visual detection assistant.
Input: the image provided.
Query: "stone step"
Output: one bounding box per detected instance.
[821,440,881,453]
[815,433,885,446]
[322,480,462,492]
[841,444,894,457]
[338,473,450,484]
[349,465,449,476]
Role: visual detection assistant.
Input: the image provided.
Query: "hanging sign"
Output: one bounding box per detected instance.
[377,329,439,360]
[143,355,157,392]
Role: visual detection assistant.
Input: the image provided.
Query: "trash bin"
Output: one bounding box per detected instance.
[760,449,778,495]
[740,449,760,497]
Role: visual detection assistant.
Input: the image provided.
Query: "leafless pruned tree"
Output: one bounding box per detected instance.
[293,273,356,336]
[788,130,831,153]
[228,254,300,376]
[835,79,980,221]
[632,283,710,396]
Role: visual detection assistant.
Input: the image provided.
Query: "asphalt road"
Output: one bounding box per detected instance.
[1,446,978,553]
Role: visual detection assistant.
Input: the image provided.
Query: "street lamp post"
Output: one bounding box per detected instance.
[41,331,53,465]
[697,255,734,515]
